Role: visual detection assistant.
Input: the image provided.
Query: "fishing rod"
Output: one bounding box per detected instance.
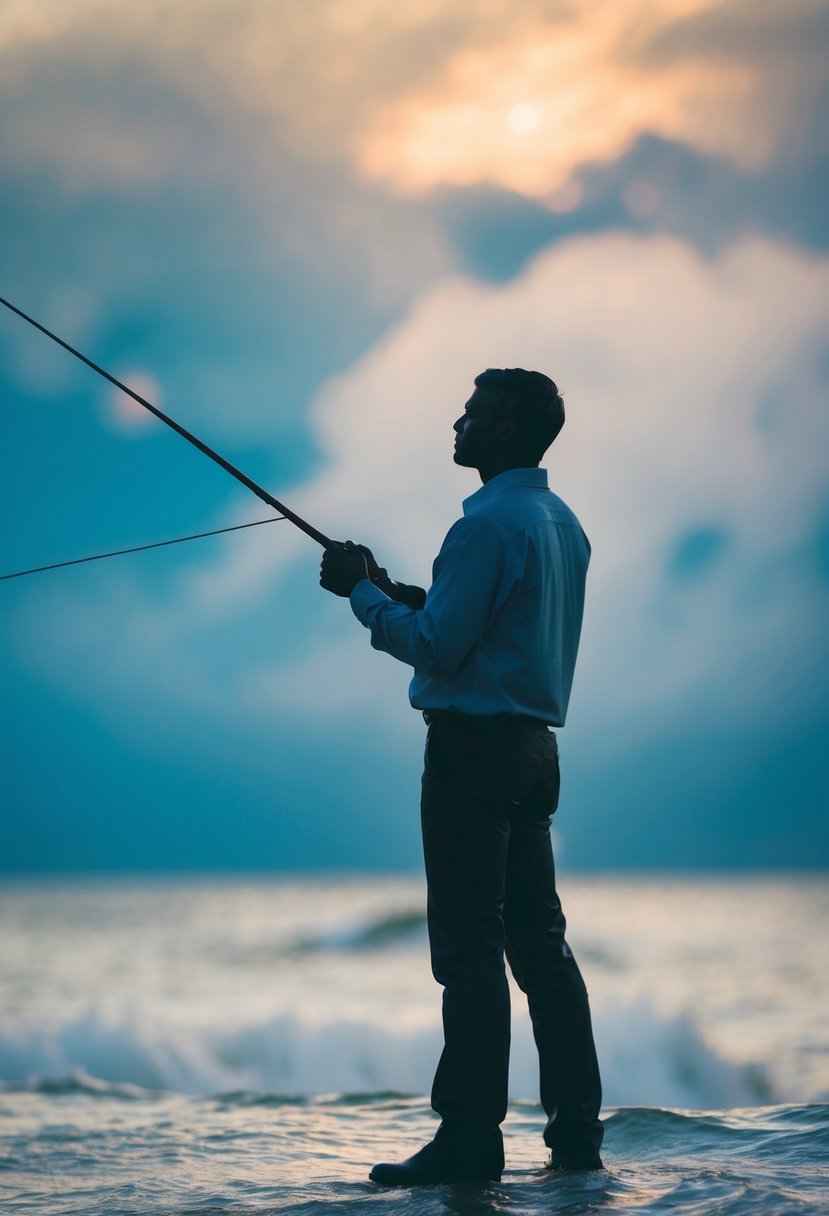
[0,294,335,551]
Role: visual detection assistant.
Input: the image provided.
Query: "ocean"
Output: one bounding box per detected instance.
[1,873,827,1214]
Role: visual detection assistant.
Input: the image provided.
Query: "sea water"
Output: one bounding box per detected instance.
[1,873,827,1214]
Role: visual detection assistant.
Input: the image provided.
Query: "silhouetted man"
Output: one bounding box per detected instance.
[319,368,603,1185]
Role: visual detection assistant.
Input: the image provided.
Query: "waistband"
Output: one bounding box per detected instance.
[422,709,553,732]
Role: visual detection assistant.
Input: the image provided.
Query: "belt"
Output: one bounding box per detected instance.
[422,709,553,731]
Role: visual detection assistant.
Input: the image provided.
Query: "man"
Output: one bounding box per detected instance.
[319,367,603,1186]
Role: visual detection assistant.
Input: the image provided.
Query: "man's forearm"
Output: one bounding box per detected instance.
[371,571,427,610]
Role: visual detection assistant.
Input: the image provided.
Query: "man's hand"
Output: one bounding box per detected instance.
[353,543,382,581]
[320,541,372,597]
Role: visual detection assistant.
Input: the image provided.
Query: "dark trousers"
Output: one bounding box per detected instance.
[420,713,604,1168]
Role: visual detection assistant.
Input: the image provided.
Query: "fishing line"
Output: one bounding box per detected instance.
[0,516,287,582]
[0,294,335,548]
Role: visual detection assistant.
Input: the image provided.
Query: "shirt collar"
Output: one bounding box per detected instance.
[462,466,548,515]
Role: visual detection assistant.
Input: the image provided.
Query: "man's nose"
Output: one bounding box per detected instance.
[453,416,464,433]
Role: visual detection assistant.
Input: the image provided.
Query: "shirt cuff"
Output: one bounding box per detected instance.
[349,579,390,625]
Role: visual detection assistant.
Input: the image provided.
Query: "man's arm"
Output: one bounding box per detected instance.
[343,515,508,676]
[370,570,428,610]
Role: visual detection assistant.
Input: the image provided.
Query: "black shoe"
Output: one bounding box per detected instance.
[544,1149,604,1173]
[369,1139,502,1186]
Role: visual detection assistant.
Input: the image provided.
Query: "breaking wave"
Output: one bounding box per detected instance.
[288,907,427,953]
[0,1001,771,1110]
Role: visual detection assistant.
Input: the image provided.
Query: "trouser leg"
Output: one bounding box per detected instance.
[420,722,512,1165]
[503,747,603,1165]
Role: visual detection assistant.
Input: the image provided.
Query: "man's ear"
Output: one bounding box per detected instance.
[495,416,517,442]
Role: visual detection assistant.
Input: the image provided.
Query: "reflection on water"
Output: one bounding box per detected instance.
[1,1090,826,1216]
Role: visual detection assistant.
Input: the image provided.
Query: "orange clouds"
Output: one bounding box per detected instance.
[356,11,759,202]
[1,0,822,202]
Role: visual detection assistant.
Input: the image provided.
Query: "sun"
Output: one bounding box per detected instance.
[507,103,540,134]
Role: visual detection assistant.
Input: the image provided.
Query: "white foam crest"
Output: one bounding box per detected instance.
[592,1001,766,1110]
[0,1002,768,1108]
[0,1009,238,1095]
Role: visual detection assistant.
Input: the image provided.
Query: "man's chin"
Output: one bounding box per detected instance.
[453,449,474,467]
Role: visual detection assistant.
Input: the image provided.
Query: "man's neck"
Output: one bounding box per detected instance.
[477,459,540,485]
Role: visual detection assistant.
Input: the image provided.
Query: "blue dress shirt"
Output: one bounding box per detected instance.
[349,467,591,726]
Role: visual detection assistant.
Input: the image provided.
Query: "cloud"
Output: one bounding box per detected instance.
[358,13,754,199]
[355,0,829,202]
[0,6,457,448]
[3,0,825,461]
[4,0,826,206]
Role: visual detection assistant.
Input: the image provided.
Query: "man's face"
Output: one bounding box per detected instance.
[453,388,513,469]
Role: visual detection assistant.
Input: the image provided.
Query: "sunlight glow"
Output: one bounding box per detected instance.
[357,14,760,201]
[508,103,539,134]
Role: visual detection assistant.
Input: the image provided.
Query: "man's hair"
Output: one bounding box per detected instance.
[474,368,565,460]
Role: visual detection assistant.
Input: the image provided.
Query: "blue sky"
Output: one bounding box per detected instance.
[2,0,828,872]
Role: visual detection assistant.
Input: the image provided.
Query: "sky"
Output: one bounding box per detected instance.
[1,0,828,873]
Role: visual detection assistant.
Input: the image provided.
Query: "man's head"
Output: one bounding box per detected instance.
[453,368,565,480]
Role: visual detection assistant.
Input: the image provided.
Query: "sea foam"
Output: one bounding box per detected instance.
[0,1000,768,1109]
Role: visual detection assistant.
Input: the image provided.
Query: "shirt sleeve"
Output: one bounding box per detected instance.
[349,514,509,675]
